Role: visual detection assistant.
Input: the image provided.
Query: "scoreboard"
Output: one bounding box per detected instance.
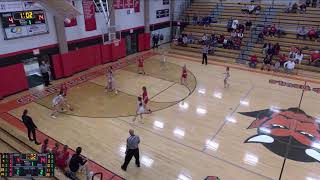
[0,153,55,178]
[0,10,49,40]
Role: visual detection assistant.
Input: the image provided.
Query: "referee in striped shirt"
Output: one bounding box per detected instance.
[121,129,140,171]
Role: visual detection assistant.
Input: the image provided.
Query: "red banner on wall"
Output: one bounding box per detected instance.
[82,0,96,31]
[124,0,133,8]
[113,0,124,9]
[64,0,77,27]
[134,0,140,12]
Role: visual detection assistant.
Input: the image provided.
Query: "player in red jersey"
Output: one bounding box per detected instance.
[137,56,145,74]
[181,64,188,85]
[142,86,151,113]
[60,83,68,97]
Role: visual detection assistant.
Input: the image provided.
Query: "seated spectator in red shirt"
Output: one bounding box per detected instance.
[41,139,50,153]
[234,38,242,49]
[269,25,277,37]
[279,53,288,66]
[249,55,258,68]
[51,143,60,161]
[273,43,280,56]
[218,34,225,44]
[56,145,70,170]
[310,50,320,64]
[262,26,269,36]
[308,27,317,41]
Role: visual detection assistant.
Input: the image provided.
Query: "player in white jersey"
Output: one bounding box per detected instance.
[51,93,64,119]
[132,97,145,124]
[105,67,118,94]
[224,67,230,88]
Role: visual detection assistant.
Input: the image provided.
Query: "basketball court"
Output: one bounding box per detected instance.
[1,48,320,180]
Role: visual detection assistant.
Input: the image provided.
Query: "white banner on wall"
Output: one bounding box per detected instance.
[0,1,42,13]
[4,24,48,39]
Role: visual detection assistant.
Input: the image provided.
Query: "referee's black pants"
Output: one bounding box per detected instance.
[121,148,140,170]
[202,53,208,65]
[41,72,50,86]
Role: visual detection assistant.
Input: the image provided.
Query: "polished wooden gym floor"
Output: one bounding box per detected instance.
[1,50,320,180]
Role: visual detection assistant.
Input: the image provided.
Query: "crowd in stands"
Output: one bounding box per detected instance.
[241,3,261,14]
[296,26,320,41]
[176,18,249,53]
[285,0,319,13]
[40,138,90,180]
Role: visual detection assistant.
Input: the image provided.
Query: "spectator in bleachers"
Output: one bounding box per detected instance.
[218,34,225,44]
[261,54,272,71]
[276,25,286,38]
[310,50,320,64]
[237,23,245,33]
[192,14,198,25]
[262,26,269,36]
[289,46,299,58]
[41,139,50,153]
[234,38,242,50]
[56,145,70,170]
[274,43,280,56]
[285,2,292,13]
[269,25,277,37]
[308,27,317,41]
[52,142,60,161]
[291,3,299,13]
[249,54,258,68]
[201,33,208,45]
[299,3,307,13]
[227,18,233,32]
[232,19,239,31]
[257,32,264,43]
[262,43,271,55]
[245,20,252,30]
[182,35,188,46]
[294,51,304,64]
[274,59,281,72]
[311,0,318,7]
[316,29,320,41]
[296,26,308,40]
[279,53,289,66]
[177,35,183,45]
[306,0,311,7]
[237,29,244,39]
[284,60,296,73]
[188,33,194,44]
[230,30,237,39]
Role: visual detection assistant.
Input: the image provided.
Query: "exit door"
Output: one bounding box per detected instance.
[125,33,137,55]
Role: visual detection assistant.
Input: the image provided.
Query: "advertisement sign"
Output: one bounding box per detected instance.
[0,1,42,13]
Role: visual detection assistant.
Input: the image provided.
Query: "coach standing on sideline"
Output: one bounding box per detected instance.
[40,60,50,87]
[22,109,41,145]
[121,129,140,171]
[202,44,209,65]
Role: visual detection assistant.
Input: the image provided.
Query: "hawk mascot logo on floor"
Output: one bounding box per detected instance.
[239,107,320,162]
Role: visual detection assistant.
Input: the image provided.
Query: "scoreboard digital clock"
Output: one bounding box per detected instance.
[0,10,49,40]
[0,153,55,178]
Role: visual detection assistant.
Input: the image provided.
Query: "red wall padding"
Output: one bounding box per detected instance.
[119,38,126,58]
[51,54,63,79]
[138,33,145,52]
[0,63,28,97]
[144,33,151,50]
[101,44,112,63]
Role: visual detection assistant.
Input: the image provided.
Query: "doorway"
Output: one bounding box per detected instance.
[125,33,138,55]
[22,57,43,88]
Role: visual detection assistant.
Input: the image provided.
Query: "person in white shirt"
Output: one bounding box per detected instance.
[232,19,238,30]
[182,36,188,45]
[284,60,295,73]
[201,33,208,44]
[294,51,304,64]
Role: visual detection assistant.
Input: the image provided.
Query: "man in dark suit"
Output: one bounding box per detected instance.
[22,109,41,145]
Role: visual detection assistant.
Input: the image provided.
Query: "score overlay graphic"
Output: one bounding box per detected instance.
[0,153,55,177]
